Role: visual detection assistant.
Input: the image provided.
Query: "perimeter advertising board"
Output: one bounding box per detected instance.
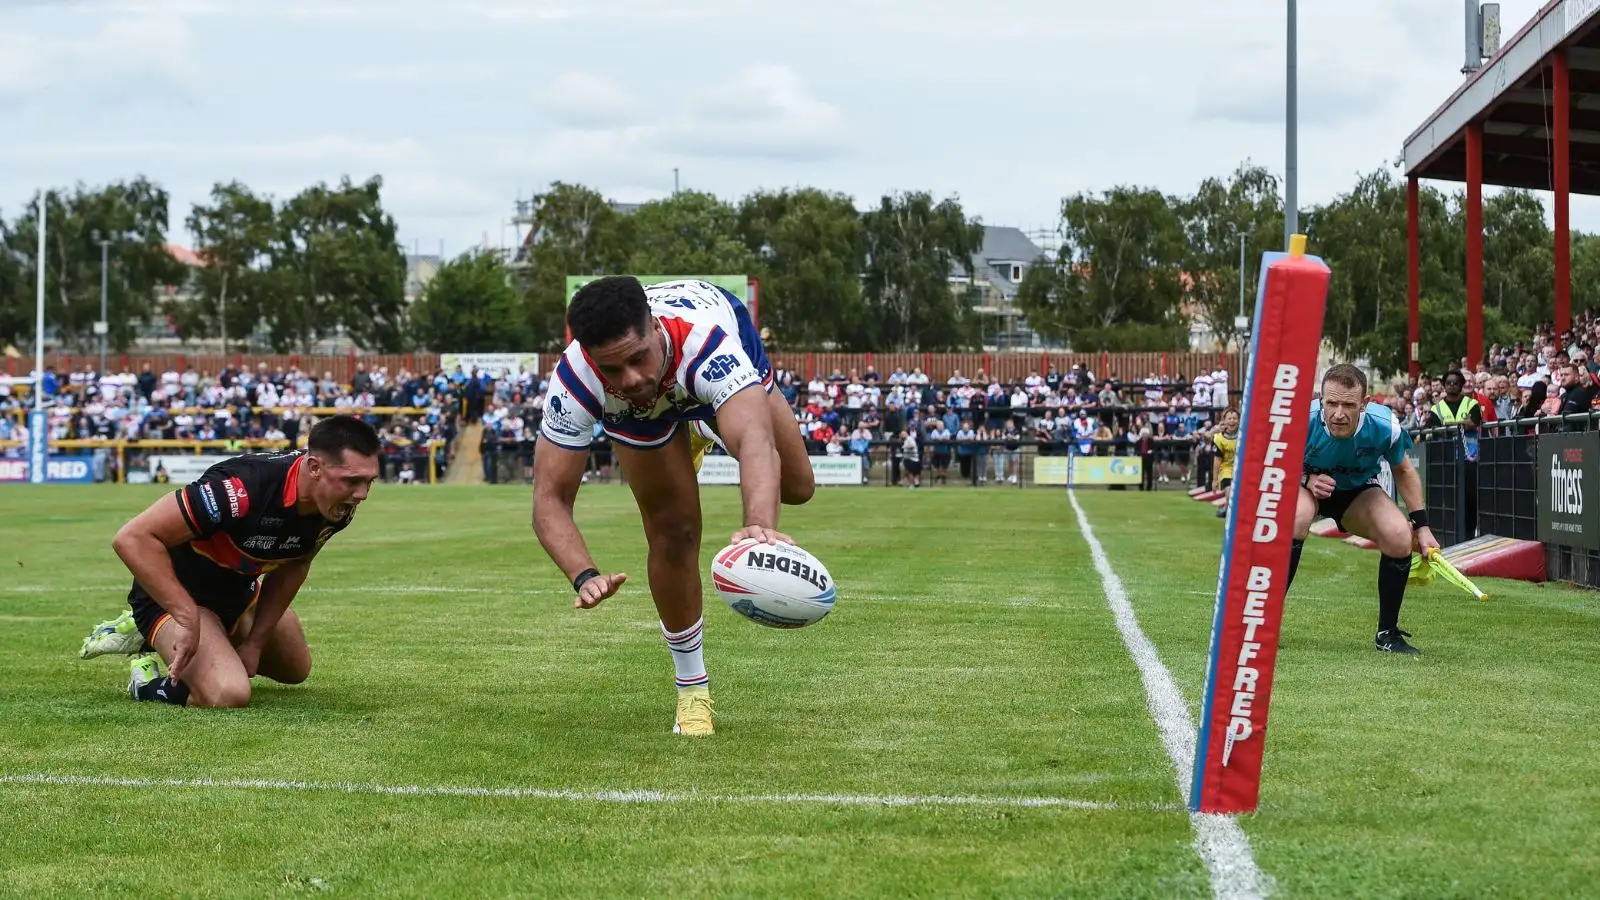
[1536,431,1600,550]
[697,454,859,487]
[0,455,98,484]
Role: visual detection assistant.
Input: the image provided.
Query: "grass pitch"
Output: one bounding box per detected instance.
[0,483,1594,898]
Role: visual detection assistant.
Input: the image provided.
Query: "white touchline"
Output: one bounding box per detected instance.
[0,773,1181,813]
[1067,491,1273,900]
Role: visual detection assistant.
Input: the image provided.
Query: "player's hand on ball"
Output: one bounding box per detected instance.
[1308,474,1336,499]
[575,572,627,609]
[731,525,793,546]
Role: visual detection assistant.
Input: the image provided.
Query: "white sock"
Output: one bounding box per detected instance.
[663,617,708,689]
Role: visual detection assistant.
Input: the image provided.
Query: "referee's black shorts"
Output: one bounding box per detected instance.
[1316,483,1384,534]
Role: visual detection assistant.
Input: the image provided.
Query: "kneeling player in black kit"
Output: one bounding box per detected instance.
[81,415,381,707]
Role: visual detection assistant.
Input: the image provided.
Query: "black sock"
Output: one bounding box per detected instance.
[1286,539,1306,591]
[133,676,190,706]
[1377,553,1411,633]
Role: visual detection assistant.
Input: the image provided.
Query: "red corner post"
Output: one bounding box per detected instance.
[1407,177,1420,380]
[1555,52,1572,347]
[1465,123,1485,369]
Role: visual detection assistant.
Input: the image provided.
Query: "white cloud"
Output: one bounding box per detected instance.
[0,4,197,97]
[538,71,637,128]
[664,65,848,162]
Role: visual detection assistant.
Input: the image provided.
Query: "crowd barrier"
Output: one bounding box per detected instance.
[0,438,447,485]
[9,350,1243,389]
[1412,413,1600,589]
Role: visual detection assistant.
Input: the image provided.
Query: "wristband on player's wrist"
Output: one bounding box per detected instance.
[572,567,601,593]
[1408,510,1429,531]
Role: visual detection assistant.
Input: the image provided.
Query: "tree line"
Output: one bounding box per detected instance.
[0,164,1582,374]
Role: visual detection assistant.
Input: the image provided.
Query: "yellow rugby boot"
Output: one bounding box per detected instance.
[673,685,715,736]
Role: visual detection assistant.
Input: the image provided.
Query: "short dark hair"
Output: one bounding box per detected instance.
[567,275,651,349]
[308,415,380,462]
[1443,370,1466,387]
[1322,363,1367,395]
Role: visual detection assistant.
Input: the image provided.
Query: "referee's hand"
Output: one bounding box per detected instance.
[575,572,627,609]
[1307,474,1336,499]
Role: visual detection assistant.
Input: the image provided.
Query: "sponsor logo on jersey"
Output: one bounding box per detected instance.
[223,477,249,518]
[200,484,221,521]
[543,394,583,436]
[259,516,283,527]
[242,535,276,551]
[281,535,302,550]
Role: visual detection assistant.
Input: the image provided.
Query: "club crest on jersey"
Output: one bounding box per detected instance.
[702,354,739,382]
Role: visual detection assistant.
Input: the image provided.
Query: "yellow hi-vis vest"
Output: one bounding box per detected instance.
[1431,396,1479,426]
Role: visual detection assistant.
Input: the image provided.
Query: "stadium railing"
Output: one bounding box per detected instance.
[1411,412,1600,588]
[0,437,448,485]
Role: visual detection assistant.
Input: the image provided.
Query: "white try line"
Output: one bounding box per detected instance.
[0,773,1181,813]
[1067,491,1273,900]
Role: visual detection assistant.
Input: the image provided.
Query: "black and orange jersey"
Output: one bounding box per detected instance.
[171,450,354,580]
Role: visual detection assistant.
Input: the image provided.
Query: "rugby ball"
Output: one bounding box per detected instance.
[711,539,836,628]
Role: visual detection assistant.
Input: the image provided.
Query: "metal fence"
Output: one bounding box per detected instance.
[1412,412,1600,589]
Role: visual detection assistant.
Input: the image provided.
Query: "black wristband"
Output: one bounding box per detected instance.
[572,567,601,593]
[1408,510,1429,531]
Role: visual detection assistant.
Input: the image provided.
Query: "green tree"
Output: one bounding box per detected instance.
[1177,163,1284,351]
[1305,168,1465,375]
[0,209,29,351]
[519,181,634,348]
[268,175,407,353]
[628,190,751,275]
[1017,186,1189,351]
[859,191,986,351]
[736,187,865,349]
[1482,188,1553,333]
[409,249,528,351]
[183,181,279,352]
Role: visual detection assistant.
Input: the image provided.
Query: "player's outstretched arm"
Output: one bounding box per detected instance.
[532,435,625,608]
[111,494,205,677]
[237,555,313,677]
[715,385,789,545]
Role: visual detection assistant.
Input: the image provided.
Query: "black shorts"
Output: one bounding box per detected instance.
[128,571,261,653]
[1316,483,1383,533]
[1219,477,1233,491]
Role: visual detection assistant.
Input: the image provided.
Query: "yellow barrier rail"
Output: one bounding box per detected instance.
[0,438,447,484]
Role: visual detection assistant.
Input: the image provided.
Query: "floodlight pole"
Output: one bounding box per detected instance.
[1285,0,1298,248]
[35,198,46,414]
[31,194,48,484]
[99,238,110,378]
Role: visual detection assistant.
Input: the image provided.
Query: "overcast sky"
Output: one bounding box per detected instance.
[3,0,1594,258]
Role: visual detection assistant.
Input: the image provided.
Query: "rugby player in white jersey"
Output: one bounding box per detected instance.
[532,276,815,736]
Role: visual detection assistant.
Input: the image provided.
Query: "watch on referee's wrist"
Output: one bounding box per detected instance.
[1408,510,1429,531]
[572,567,601,593]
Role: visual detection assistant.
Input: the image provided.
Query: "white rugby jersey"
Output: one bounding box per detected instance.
[541,279,773,450]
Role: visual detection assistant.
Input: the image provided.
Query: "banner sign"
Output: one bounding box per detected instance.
[696,454,860,487]
[1070,456,1142,485]
[1034,455,1141,486]
[146,454,240,484]
[1536,431,1600,550]
[439,353,541,379]
[1191,238,1331,815]
[0,454,98,484]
